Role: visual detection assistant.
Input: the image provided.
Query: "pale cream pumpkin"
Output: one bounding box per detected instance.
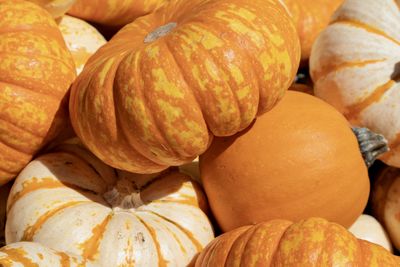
[348,214,393,252]
[5,140,214,266]
[310,0,400,167]
[58,15,107,74]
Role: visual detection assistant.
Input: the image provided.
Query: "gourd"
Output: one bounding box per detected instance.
[0,0,76,185]
[200,91,369,232]
[195,217,400,266]
[0,183,11,247]
[69,0,300,174]
[5,140,214,266]
[58,15,106,74]
[310,0,400,167]
[28,0,76,18]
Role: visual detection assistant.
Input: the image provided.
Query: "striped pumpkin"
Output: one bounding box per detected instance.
[0,0,76,185]
[69,0,300,174]
[310,0,400,167]
[0,242,88,267]
[195,217,400,266]
[5,140,214,266]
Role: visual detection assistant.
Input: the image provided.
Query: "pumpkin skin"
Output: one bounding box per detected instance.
[69,0,300,174]
[68,0,167,26]
[0,242,89,267]
[5,140,214,266]
[28,0,76,18]
[0,183,12,247]
[283,0,343,63]
[370,165,400,251]
[288,83,313,94]
[348,214,393,252]
[310,0,400,168]
[200,91,369,232]
[58,15,107,74]
[195,217,400,266]
[0,0,76,185]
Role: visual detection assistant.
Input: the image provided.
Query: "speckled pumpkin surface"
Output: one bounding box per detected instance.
[27,0,76,18]
[0,0,76,185]
[69,0,300,174]
[195,218,400,266]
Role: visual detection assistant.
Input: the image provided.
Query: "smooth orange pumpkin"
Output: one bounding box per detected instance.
[0,0,76,185]
[69,0,300,174]
[195,217,400,266]
[200,91,369,232]
[283,0,344,63]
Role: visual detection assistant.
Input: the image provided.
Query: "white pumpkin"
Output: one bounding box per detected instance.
[310,0,400,167]
[5,141,214,266]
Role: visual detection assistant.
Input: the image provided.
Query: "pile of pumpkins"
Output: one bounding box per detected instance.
[0,0,399,266]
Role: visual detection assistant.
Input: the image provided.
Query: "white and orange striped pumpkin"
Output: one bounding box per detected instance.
[310,0,400,167]
[5,140,214,266]
[58,15,107,75]
[0,242,88,267]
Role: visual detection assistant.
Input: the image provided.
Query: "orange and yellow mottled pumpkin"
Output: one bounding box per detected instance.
[69,0,300,174]
[27,0,76,18]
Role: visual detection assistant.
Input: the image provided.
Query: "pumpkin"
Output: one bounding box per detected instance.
[199,91,369,232]
[58,15,107,74]
[0,0,76,185]
[310,0,400,168]
[28,0,76,18]
[370,164,400,251]
[288,83,313,94]
[0,242,88,266]
[69,0,301,174]
[348,214,393,252]
[67,0,167,26]
[5,139,214,266]
[195,217,400,266]
[179,158,200,184]
[283,0,344,63]
[0,183,12,247]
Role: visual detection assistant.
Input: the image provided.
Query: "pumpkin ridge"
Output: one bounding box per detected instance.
[0,135,33,156]
[0,81,60,103]
[231,224,259,266]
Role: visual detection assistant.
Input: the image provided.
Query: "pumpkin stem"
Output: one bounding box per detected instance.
[103,178,144,210]
[352,127,389,168]
[144,22,177,43]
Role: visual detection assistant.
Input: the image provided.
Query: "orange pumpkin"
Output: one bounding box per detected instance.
[195,218,400,266]
[27,0,76,18]
[288,83,313,94]
[200,91,369,232]
[0,0,76,185]
[67,0,167,26]
[283,0,344,63]
[69,0,300,174]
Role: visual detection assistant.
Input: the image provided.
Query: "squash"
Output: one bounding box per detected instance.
[195,217,400,266]
[0,183,12,247]
[0,0,76,185]
[67,0,167,26]
[288,83,313,94]
[28,0,76,18]
[199,91,369,232]
[370,164,400,251]
[0,242,88,266]
[310,0,400,168]
[348,214,393,252]
[69,0,300,174]
[58,15,106,74]
[283,0,343,63]
[5,140,214,266]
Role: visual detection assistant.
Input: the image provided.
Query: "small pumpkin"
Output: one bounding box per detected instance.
[69,0,300,174]
[310,0,400,168]
[200,91,369,232]
[283,0,344,63]
[348,214,393,252]
[58,15,107,74]
[0,242,88,266]
[195,217,400,266]
[28,0,76,18]
[370,164,400,251]
[0,0,76,185]
[5,139,214,266]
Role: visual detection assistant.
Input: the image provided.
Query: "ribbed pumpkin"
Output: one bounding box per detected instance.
[348,214,393,252]
[28,0,76,18]
[0,242,88,266]
[69,0,300,174]
[370,164,400,251]
[200,91,369,232]
[5,140,214,266]
[67,0,167,26]
[195,217,400,266]
[283,0,344,63]
[58,15,107,74]
[310,0,400,167]
[0,0,76,185]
